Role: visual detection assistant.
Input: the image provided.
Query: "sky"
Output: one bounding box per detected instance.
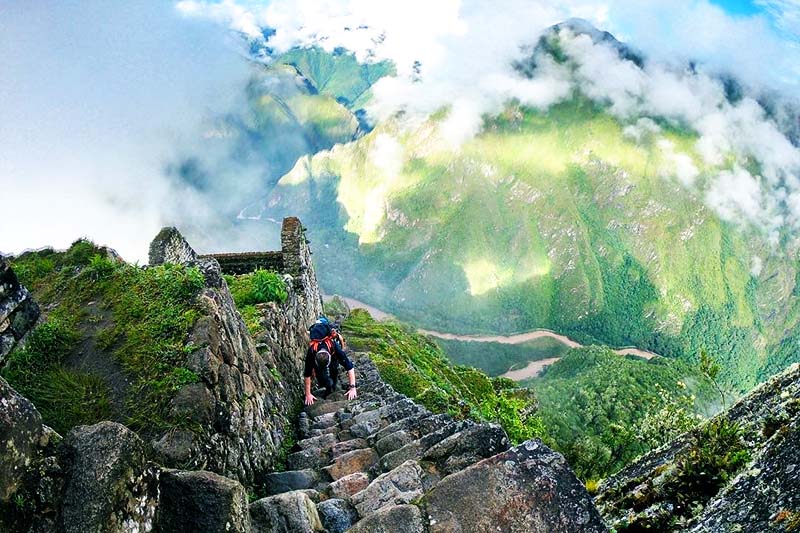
[1,0,799,261]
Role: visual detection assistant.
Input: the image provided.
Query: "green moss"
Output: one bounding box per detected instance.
[343,309,545,443]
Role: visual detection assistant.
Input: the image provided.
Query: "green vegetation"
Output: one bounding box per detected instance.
[3,242,206,436]
[277,46,394,110]
[527,346,713,480]
[436,336,570,376]
[224,269,288,336]
[342,309,544,443]
[611,418,751,531]
[259,43,799,392]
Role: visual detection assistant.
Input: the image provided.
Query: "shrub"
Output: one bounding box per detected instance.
[672,419,750,513]
[225,269,288,307]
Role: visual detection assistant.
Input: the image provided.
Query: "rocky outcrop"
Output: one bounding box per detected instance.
[0,376,49,503]
[0,255,39,363]
[157,470,250,533]
[58,422,159,533]
[596,362,800,531]
[264,353,607,532]
[148,217,322,485]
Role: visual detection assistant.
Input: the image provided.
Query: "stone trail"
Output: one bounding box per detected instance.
[252,352,606,533]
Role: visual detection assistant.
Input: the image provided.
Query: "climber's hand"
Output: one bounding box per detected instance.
[345,387,358,400]
[304,393,317,406]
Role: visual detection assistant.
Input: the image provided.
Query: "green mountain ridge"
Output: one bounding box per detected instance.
[202,26,800,392]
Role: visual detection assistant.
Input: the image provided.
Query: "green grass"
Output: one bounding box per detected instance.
[4,243,207,437]
[435,337,570,376]
[342,309,545,443]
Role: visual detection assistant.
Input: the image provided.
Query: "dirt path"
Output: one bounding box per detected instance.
[324,294,659,380]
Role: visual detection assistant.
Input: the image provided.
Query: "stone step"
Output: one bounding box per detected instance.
[422,423,510,476]
[347,504,425,533]
[317,498,359,533]
[297,433,336,452]
[249,490,323,533]
[350,460,424,517]
[263,469,320,496]
[307,400,349,419]
[287,447,328,471]
[380,420,473,472]
[331,438,370,459]
[323,448,379,481]
[328,471,370,499]
[375,430,414,457]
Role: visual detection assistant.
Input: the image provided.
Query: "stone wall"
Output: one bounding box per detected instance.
[149,217,322,486]
[0,256,39,364]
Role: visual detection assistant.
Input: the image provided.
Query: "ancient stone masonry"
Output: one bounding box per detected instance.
[0,255,39,364]
[148,217,323,486]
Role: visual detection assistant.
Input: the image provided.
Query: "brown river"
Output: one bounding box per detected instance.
[323,295,658,380]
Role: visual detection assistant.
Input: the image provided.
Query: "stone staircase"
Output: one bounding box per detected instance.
[249,353,606,533]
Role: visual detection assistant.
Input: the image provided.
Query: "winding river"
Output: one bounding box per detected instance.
[323,295,658,380]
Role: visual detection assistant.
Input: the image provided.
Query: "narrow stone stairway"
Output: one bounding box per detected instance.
[251,353,511,532]
[248,352,606,532]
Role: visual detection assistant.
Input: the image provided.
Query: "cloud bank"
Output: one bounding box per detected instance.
[179,0,800,241]
[3,1,800,262]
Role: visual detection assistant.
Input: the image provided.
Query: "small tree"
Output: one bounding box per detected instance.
[700,349,727,409]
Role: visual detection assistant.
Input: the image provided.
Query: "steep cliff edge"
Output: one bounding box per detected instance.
[596,362,800,531]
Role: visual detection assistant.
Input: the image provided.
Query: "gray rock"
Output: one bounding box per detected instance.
[288,447,327,470]
[151,428,196,465]
[59,422,158,533]
[348,504,425,533]
[317,498,359,533]
[423,423,510,475]
[351,460,424,517]
[331,438,370,458]
[168,383,216,424]
[148,226,199,266]
[0,375,48,502]
[157,469,249,532]
[0,256,40,362]
[424,440,606,532]
[350,409,385,439]
[249,490,323,533]
[264,469,320,496]
[375,430,413,456]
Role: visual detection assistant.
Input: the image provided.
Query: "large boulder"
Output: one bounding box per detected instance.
[423,439,607,533]
[347,504,425,533]
[249,490,323,533]
[59,422,158,533]
[157,470,249,532]
[351,460,424,517]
